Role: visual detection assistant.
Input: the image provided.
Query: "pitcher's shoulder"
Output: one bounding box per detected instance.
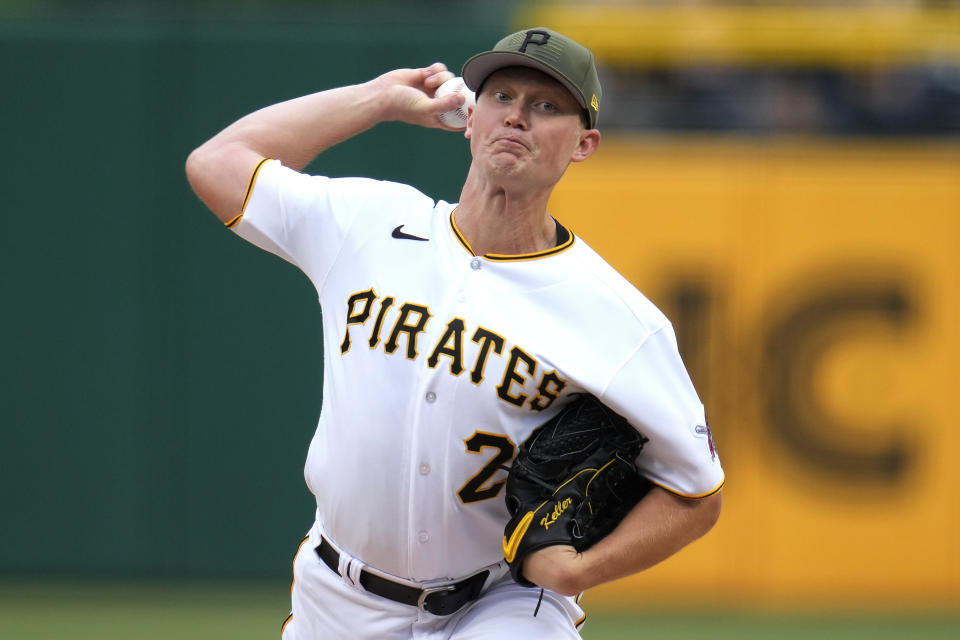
[568,237,671,333]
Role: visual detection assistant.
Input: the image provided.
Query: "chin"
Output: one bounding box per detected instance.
[486,154,526,175]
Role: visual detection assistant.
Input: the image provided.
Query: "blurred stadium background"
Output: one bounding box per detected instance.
[1,0,958,638]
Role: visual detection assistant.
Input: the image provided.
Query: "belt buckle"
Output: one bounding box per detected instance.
[417,584,456,612]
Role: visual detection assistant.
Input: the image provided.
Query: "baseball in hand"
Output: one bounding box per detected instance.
[435,77,476,129]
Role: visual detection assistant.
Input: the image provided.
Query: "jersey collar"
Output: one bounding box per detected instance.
[448,210,575,262]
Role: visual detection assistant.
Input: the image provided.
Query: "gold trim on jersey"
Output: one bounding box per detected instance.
[290,534,311,595]
[281,533,310,637]
[650,476,725,500]
[575,613,587,629]
[574,591,586,628]
[225,157,271,229]
[448,210,576,262]
[224,211,243,229]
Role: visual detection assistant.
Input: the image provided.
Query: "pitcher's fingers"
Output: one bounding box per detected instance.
[423,63,455,90]
[422,62,448,76]
[430,91,464,115]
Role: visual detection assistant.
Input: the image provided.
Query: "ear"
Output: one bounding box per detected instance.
[570,128,600,163]
[464,106,475,139]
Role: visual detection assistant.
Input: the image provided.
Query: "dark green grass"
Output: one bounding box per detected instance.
[579,609,960,640]
[0,579,290,639]
[1,580,957,639]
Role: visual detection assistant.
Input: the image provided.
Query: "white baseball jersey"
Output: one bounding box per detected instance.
[231,159,724,583]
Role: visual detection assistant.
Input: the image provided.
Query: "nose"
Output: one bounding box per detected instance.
[503,102,528,130]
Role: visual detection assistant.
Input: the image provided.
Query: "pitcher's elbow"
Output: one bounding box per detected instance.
[700,490,722,534]
[185,145,210,195]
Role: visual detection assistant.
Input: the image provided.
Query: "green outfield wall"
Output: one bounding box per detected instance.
[0,13,503,577]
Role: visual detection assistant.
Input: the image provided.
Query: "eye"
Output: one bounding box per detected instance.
[539,101,557,113]
[495,91,510,102]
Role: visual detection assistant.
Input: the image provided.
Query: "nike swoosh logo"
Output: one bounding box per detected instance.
[392,225,429,242]
[502,510,536,563]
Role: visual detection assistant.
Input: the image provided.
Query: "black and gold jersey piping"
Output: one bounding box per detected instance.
[449,210,576,262]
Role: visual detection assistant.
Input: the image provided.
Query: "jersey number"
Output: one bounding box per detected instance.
[457,432,516,504]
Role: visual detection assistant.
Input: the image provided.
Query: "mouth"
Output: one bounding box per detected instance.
[493,136,530,151]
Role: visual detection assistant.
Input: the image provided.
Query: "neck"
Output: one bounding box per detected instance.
[455,165,557,256]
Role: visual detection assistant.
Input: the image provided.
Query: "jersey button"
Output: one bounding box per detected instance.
[470,258,482,271]
[425,391,437,403]
[419,463,430,476]
[418,531,430,543]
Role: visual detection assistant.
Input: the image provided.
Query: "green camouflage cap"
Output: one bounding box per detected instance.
[462,27,602,129]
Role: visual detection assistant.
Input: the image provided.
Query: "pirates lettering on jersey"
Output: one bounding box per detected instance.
[470,327,505,385]
[368,296,394,349]
[341,290,566,412]
[531,370,566,411]
[340,289,377,353]
[497,346,537,407]
[427,318,466,375]
[384,302,432,360]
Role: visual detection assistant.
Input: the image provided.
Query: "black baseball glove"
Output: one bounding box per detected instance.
[502,394,652,586]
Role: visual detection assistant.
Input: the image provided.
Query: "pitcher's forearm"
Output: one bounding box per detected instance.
[522,488,722,595]
[581,488,722,587]
[202,81,389,172]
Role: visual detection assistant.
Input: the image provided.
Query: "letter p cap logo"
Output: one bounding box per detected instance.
[519,30,550,53]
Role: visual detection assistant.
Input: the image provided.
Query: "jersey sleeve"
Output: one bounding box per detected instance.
[600,324,724,498]
[227,159,388,293]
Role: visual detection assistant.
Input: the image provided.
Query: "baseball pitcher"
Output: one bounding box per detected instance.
[186,27,724,640]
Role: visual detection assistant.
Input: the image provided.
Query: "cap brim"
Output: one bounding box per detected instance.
[461,51,587,111]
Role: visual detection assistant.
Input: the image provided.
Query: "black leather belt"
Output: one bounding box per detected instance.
[315,536,489,616]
